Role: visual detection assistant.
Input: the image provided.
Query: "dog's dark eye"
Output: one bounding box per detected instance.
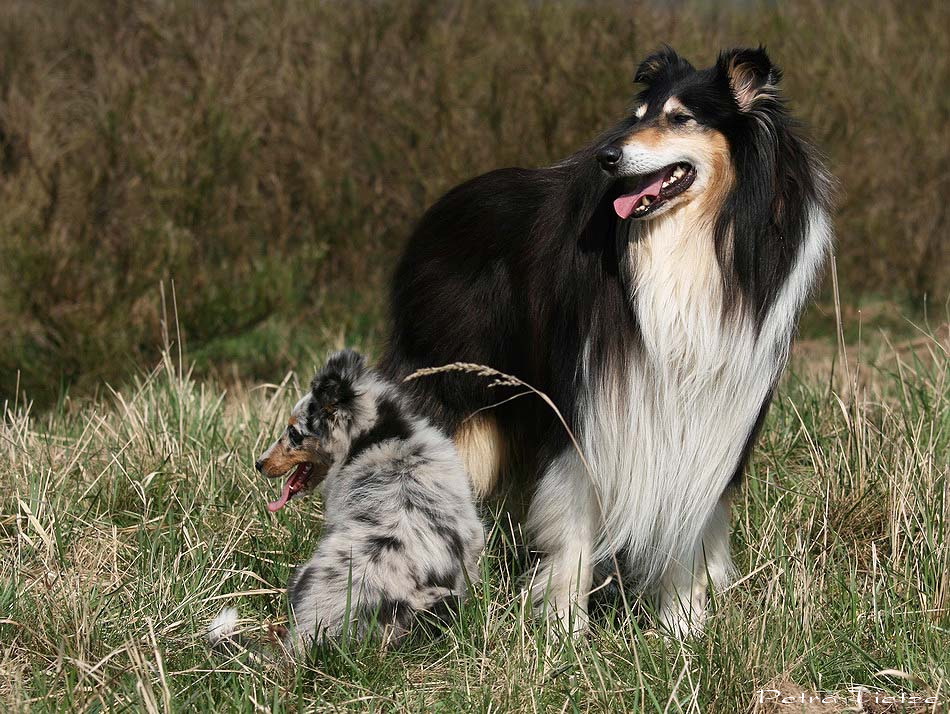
[670,113,693,125]
[287,426,303,446]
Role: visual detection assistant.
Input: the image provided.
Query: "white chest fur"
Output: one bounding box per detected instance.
[577,207,831,584]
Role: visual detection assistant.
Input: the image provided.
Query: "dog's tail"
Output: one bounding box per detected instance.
[207,607,249,654]
[207,607,283,663]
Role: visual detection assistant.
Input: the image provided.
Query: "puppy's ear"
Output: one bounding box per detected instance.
[717,46,781,112]
[324,349,366,381]
[635,45,694,86]
[309,349,366,419]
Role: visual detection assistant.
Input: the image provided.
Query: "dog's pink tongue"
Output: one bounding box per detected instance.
[613,174,666,219]
[267,479,293,513]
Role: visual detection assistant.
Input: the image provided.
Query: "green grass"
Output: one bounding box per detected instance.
[1,321,948,712]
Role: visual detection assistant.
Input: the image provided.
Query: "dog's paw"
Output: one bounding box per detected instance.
[527,572,590,637]
[656,604,706,640]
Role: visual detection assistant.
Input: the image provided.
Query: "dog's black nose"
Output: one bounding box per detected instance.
[255,459,265,473]
[596,145,623,170]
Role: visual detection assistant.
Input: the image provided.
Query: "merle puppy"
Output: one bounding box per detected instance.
[210,350,484,655]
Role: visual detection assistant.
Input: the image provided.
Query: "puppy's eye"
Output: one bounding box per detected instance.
[670,113,693,126]
[287,426,303,446]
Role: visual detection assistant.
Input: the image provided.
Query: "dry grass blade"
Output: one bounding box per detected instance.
[404,362,598,500]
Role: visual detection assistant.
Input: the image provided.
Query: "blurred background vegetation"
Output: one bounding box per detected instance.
[0,0,947,408]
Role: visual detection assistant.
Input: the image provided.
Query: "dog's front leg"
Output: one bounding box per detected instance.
[655,492,735,637]
[526,449,599,634]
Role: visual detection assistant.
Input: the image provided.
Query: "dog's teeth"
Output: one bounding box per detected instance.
[641,197,651,206]
[662,181,669,188]
[673,166,685,178]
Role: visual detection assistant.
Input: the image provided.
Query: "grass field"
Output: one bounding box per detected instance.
[2,310,948,712]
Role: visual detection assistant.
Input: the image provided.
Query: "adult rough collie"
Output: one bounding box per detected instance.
[381,47,833,635]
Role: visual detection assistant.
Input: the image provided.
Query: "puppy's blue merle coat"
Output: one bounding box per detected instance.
[210,350,484,654]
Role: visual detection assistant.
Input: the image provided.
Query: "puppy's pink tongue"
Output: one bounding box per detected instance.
[267,479,293,512]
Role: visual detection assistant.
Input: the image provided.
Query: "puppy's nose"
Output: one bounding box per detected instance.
[255,459,265,473]
[596,145,623,171]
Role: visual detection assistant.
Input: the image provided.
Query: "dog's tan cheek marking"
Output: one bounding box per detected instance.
[260,445,309,477]
[454,414,506,499]
[695,129,734,215]
[637,129,732,213]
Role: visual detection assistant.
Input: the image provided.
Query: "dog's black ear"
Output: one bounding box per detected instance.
[310,349,366,416]
[635,46,694,86]
[717,46,781,112]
